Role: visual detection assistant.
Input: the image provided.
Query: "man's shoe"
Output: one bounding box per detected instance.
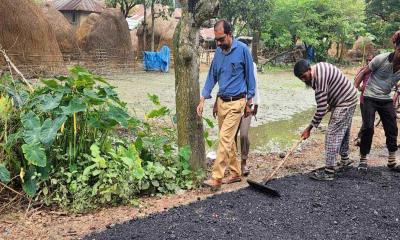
[221,174,242,184]
[336,159,354,171]
[354,137,361,147]
[388,163,400,172]
[203,178,222,191]
[310,169,334,181]
[357,162,368,172]
[241,162,250,177]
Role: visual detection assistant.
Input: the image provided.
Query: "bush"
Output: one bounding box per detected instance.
[0,66,200,212]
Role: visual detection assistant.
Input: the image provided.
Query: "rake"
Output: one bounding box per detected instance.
[247,138,304,197]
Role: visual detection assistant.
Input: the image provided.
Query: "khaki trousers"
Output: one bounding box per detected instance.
[212,97,246,179]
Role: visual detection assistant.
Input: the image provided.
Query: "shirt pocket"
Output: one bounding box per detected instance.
[230,62,243,77]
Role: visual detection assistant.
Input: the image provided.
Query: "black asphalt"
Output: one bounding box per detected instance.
[85,167,400,240]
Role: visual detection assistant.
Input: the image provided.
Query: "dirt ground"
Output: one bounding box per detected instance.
[0,114,392,240]
[0,66,392,240]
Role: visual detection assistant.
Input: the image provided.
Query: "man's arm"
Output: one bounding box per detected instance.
[354,66,372,90]
[197,60,217,117]
[244,49,255,100]
[302,90,328,139]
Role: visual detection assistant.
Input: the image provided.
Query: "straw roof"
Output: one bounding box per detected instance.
[53,0,103,13]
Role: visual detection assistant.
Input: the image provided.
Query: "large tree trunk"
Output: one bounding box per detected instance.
[151,0,155,51]
[173,0,219,170]
[142,0,147,51]
[251,28,260,64]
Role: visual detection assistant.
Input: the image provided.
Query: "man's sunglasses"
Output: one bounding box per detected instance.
[215,34,226,42]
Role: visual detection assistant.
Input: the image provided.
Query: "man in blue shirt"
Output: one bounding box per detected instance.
[197,20,256,190]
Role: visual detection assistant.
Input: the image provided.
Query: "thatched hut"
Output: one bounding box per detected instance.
[53,0,104,29]
[136,4,179,52]
[75,8,134,65]
[0,0,65,76]
[42,3,80,56]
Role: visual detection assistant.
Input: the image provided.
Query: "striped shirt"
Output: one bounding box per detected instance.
[310,62,357,128]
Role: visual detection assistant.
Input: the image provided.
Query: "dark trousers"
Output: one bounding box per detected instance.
[357,103,366,139]
[360,97,398,155]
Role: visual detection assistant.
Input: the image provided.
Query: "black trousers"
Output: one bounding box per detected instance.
[357,103,365,139]
[360,97,398,155]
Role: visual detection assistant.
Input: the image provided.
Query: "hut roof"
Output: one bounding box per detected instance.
[53,0,103,13]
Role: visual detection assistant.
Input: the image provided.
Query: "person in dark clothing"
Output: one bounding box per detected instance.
[354,37,400,172]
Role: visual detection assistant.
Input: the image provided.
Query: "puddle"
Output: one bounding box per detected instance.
[248,108,315,153]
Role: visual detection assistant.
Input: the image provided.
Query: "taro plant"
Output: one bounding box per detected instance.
[0,66,200,212]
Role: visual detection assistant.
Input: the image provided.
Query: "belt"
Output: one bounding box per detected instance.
[219,94,246,102]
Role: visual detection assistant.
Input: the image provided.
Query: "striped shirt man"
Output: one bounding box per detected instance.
[310,62,358,128]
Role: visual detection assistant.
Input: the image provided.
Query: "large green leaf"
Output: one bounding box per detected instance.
[83,89,106,105]
[40,116,67,146]
[21,111,40,129]
[0,164,10,183]
[23,128,41,144]
[107,105,130,128]
[41,79,60,89]
[69,66,95,88]
[38,93,63,112]
[146,106,170,118]
[22,143,47,167]
[22,167,38,197]
[61,98,86,115]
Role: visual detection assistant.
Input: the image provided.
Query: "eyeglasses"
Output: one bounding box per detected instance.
[215,34,226,43]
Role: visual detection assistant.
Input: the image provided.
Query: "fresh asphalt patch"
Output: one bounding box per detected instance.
[85,167,400,240]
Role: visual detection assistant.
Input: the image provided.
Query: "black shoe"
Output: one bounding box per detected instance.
[357,162,368,172]
[354,137,361,147]
[310,169,334,181]
[388,163,400,172]
[336,159,354,171]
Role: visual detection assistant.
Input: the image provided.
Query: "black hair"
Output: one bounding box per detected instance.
[293,59,311,78]
[214,20,232,35]
[395,37,400,47]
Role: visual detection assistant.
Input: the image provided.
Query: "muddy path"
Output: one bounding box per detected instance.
[85,166,400,240]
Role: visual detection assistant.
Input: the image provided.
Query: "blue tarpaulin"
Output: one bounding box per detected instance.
[143,45,170,72]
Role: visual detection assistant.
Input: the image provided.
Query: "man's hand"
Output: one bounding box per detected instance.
[301,125,312,140]
[197,97,205,117]
[252,104,258,116]
[212,98,218,118]
[244,103,252,117]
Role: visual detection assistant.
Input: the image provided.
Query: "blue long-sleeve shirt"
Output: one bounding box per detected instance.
[201,39,256,100]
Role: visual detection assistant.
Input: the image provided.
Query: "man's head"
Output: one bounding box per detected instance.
[214,20,233,51]
[392,30,400,47]
[393,45,400,63]
[294,59,312,87]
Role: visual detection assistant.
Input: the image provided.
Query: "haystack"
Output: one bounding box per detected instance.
[0,0,65,76]
[76,8,134,64]
[41,3,80,55]
[347,36,376,59]
[136,4,179,52]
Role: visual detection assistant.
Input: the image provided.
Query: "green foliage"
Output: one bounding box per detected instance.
[0,67,200,212]
[264,0,366,61]
[365,0,400,47]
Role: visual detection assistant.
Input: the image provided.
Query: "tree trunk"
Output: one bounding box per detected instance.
[151,0,155,51]
[142,0,147,51]
[173,0,219,170]
[251,28,260,64]
[339,39,345,63]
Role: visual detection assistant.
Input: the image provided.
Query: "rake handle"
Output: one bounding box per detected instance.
[264,138,304,183]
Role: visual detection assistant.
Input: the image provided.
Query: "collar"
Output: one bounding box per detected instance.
[311,65,317,89]
[219,38,238,55]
